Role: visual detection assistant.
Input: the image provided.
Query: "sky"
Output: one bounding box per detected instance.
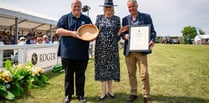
[0,0,209,36]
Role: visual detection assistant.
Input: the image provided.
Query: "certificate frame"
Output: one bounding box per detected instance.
[128,25,151,52]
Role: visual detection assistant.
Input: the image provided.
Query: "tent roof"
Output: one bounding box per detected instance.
[199,34,209,39]
[0,3,58,31]
[194,34,209,41]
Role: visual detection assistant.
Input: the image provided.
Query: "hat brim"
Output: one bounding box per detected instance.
[99,5,118,7]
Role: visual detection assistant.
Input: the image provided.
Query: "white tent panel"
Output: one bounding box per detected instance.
[194,34,209,44]
[200,35,209,39]
[36,24,53,31]
[18,21,41,29]
[0,16,14,26]
[0,3,57,31]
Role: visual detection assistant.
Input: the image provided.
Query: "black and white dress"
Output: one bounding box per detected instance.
[94,15,120,82]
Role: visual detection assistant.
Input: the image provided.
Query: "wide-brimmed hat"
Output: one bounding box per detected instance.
[99,0,118,7]
[77,24,99,41]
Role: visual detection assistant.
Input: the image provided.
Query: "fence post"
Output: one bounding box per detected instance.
[18,47,23,64]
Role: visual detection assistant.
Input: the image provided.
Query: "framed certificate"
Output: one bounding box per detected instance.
[128,25,151,52]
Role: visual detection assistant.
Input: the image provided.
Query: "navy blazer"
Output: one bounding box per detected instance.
[121,12,156,56]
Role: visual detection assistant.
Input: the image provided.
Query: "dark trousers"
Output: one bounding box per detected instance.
[62,59,88,97]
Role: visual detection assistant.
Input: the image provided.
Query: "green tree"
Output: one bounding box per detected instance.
[181,26,205,44]
[181,26,205,38]
[181,26,196,38]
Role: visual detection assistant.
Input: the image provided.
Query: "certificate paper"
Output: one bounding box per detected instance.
[128,25,150,51]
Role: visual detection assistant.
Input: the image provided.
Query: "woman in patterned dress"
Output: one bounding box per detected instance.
[94,0,122,100]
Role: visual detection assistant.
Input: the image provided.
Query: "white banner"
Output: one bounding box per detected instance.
[26,47,59,69]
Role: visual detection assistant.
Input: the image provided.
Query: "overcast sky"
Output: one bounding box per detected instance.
[0,0,209,36]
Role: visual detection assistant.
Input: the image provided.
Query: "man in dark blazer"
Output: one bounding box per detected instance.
[120,0,156,103]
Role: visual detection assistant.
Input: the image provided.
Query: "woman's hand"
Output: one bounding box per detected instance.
[125,34,129,41]
[118,25,129,36]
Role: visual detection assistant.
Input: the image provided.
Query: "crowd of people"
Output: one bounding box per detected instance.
[0,31,14,45]
[0,31,60,64]
[0,30,59,45]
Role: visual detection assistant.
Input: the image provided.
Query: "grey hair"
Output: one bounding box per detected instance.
[103,6,115,15]
[127,0,138,6]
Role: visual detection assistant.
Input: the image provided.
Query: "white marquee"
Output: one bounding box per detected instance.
[0,3,57,32]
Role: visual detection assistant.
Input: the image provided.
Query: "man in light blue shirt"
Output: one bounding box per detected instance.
[42,35,52,44]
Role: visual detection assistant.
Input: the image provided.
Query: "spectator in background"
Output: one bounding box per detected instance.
[18,37,26,45]
[26,35,31,44]
[30,36,36,44]
[10,36,15,44]
[42,35,52,44]
[52,34,59,44]
[25,31,36,44]
[3,35,11,44]
[36,36,43,45]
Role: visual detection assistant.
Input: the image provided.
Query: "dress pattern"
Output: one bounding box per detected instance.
[94,15,120,82]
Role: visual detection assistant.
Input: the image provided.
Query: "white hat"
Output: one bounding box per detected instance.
[19,37,25,40]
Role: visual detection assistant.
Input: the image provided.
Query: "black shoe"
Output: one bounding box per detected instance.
[127,95,138,102]
[99,94,107,100]
[108,92,115,98]
[77,96,87,103]
[64,95,72,103]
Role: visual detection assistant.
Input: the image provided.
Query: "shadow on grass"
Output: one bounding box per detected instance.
[1,92,209,103]
[152,94,209,103]
[44,71,64,80]
[85,93,209,103]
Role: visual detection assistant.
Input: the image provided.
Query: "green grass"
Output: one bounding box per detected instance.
[1,44,209,103]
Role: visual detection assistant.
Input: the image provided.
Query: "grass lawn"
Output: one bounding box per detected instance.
[1,44,209,103]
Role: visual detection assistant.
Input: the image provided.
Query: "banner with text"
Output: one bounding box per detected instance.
[26,47,60,69]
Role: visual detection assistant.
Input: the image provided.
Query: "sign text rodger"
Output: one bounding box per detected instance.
[39,53,56,62]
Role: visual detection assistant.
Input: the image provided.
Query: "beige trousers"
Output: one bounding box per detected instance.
[125,52,150,97]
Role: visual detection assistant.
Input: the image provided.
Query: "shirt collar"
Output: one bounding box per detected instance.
[70,12,82,19]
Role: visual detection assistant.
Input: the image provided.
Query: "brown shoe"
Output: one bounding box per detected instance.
[127,95,138,102]
[144,97,152,103]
